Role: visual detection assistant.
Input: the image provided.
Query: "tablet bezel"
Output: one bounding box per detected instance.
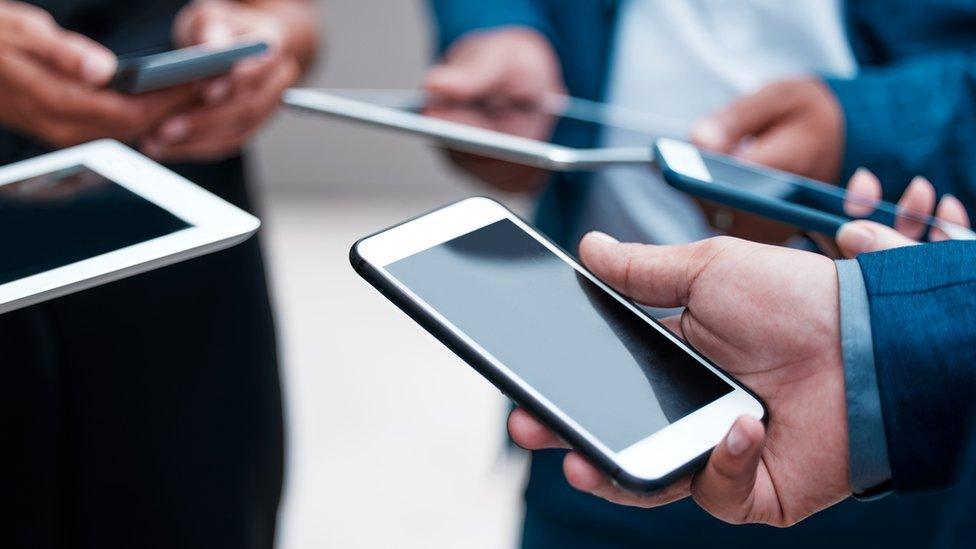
[0,139,260,314]
[283,88,659,171]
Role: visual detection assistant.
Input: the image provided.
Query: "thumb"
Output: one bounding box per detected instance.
[21,25,116,85]
[423,48,510,103]
[836,220,918,258]
[691,416,766,524]
[579,231,720,308]
[691,84,797,153]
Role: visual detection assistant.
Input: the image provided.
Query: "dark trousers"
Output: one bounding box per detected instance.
[4,159,283,549]
[522,449,952,548]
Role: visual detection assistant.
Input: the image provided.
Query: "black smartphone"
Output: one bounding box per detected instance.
[111,41,268,94]
[655,138,976,240]
[350,197,766,493]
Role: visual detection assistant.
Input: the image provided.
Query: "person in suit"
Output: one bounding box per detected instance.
[507,219,976,546]
[0,1,317,547]
[426,0,976,546]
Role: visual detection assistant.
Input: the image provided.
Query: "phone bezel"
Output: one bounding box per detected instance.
[654,138,976,240]
[352,197,765,491]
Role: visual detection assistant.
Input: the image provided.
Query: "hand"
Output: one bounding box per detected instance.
[835,169,972,256]
[422,27,565,193]
[690,79,844,242]
[510,232,850,526]
[144,0,316,161]
[692,78,844,183]
[0,1,196,147]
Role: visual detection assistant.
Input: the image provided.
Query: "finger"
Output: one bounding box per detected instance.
[578,231,722,308]
[691,416,766,524]
[144,61,295,160]
[843,168,883,218]
[691,83,799,153]
[174,0,234,47]
[424,58,507,103]
[931,194,972,241]
[835,220,918,258]
[659,315,684,339]
[507,408,567,450]
[895,176,937,240]
[201,49,279,105]
[424,36,531,103]
[13,15,116,85]
[563,452,692,508]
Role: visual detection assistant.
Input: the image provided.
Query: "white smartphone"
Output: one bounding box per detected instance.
[350,197,766,492]
[0,140,260,315]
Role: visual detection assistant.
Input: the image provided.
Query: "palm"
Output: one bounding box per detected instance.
[671,239,850,525]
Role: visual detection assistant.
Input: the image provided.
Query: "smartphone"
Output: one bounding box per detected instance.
[654,138,976,240]
[350,197,766,493]
[111,41,268,94]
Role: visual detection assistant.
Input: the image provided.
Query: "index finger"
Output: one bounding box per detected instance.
[507,408,568,450]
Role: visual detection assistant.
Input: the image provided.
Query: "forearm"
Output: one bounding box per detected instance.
[825,54,976,205]
[856,241,976,493]
[245,0,318,72]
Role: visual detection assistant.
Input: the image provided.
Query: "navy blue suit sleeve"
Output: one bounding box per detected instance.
[826,55,976,205]
[427,0,555,52]
[857,241,976,493]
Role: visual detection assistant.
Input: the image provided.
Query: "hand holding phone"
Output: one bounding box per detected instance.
[0,3,195,148]
[509,231,852,526]
[655,138,976,243]
[139,0,315,162]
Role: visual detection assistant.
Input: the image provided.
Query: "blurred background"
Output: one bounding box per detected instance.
[250,2,530,547]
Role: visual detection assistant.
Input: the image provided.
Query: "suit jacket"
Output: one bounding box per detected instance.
[856,241,976,546]
[429,0,976,248]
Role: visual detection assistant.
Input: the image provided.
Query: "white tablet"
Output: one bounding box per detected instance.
[283,88,686,171]
[0,140,260,315]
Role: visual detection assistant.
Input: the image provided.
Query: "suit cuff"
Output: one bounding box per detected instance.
[836,259,893,498]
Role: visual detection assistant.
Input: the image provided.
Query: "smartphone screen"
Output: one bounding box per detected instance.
[698,149,976,238]
[385,218,733,452]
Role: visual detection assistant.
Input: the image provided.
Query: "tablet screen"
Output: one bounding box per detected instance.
[0,165,191,285]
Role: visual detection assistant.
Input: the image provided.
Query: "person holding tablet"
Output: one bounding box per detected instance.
[0,1,317,548]
[426,1,970,547]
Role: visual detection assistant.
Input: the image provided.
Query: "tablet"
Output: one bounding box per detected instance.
[283,88,685,171]
[0,140,260,315]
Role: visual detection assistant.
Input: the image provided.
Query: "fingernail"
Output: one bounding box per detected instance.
[159,119,187,142]
[81,53,116,85]
[726,422,750,457]
[838,223,875,255]
[205,80,231,103]
[909,175,931,188]
[691,119,727,149]
[587,231,619,244]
